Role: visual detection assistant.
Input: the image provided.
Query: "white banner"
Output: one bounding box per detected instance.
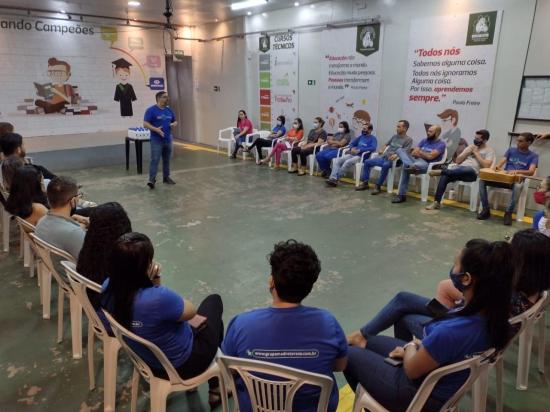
[320,24,383,136]
[0,16,166,137]
[402,11,502,159]
[258,32,299,130]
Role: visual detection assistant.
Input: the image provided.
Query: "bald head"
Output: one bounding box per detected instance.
[427,125,441,140]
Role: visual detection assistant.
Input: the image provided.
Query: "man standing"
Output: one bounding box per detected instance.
[356,120,413,194]
[144,91,177,189]
[391,125,446,204]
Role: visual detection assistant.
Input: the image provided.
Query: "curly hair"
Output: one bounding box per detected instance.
[76,202,132,286]
[269,239,321,303]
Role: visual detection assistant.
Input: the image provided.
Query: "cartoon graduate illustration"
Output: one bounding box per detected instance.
[113,58,137,117]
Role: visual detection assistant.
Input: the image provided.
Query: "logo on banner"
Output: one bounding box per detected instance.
[466,11,497,46]
[149,77,165,90]
[356,23,380,57]
[259,35,270,53]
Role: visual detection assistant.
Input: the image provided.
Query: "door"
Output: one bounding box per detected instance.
[165,56,196,142]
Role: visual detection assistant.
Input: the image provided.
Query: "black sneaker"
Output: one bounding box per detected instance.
[355,183,369,191]
[503,211,513,226]
[163,177,176,185]
[320,170,330,178]
[477,208,491,220]
[326,178,338,187]
[371,186,382,195]
[391,195,406,203]
[147,181,155,189]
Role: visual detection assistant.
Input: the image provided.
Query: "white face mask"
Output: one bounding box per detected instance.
[293,123,299,128]
[277,120,282,126]
[313,122,319,128]
[338,127,345,133]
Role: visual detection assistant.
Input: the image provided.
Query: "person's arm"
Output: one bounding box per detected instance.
[358,136,377,155]
[455,145,474,164]
[418,149,441,161]
[510,163,537,177]
[403,345,439,379]
[332,356,348,372]
[144,120,164,138]
[335,134,351,148]
[535,132,550,140]
[378,144,388,155]
[178,299,197,322]
[472,147,494,169]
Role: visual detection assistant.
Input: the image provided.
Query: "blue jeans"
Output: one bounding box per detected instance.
[479,179,520,213]
[149,139,172,182]
[360,292,433,341]
[329,154,361,180]
[344,337,445,412]
[533,210,544,229]
[316,148,339,172]
[396,148,429,196]
[361,156,393,185]
[434,166,477,202]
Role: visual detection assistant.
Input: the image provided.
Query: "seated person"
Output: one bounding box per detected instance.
[316,121,353,178]
[426,129,495,210]
[477,132,538,225]
[245,115,286,163]
[35,176,87,260]
[531,176,549,230]
[356,120,413,194]
[222,240,348,412]
[77,202,132,307]
[344,239,513,412]
[289,117,327,175]
[535,200,550,237]
[326,123,377,187]
[1,132,56,182]
[261,118,304,168]
[392,125,446,204]
[100,232,224,407]
[1,154,25,191]
[6,166,48,226]
[230,110,254,159]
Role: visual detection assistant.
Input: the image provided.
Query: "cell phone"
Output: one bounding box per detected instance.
[426,298,449,318]
[384,357,403,367]
[188,314,208,332]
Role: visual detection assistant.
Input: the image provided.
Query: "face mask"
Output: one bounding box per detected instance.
[534,191,547,205]
[293,123,299,128]
[449,268,468,292]
[338,127,345,133]
[313,122,319,128]
[473,138,484,146]
[277,121,282,126]
[362,129,370,135]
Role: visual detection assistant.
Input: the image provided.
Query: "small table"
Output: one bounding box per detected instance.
[125,136,150,174]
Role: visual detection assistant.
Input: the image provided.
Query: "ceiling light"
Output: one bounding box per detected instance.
[128,1,141,6]
[262,12,267,16]
[294,2,300,6]
[230,0,268,11]
[215,18,219,22]
[310,4,315,8]
[60,10,66,13]
[247,11,252,15]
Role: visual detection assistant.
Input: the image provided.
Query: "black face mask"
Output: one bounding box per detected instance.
[473,138,484,146]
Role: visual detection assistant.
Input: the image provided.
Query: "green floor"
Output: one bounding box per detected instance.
[0,146,548,411]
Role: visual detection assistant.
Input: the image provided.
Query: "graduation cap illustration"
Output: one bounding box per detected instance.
[112,58,132,75]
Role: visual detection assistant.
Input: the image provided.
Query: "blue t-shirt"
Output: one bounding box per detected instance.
[144,105,176,142]
[222,306,348,412]
[503,148,538,171]
[422,315,490,401]
[417,138,447,163]
[272,125,286,137]
[350,133,377,154]
[100,280,193,370]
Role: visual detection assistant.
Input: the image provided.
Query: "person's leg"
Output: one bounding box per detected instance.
[397,170,411,196]
[478,180,489,210]
[329,154,349,180]
[341,156,361,176]
[273,143,285,166]
[433,174,450,203]
[394,314,433,341]
[291,147,300,164]
[506,183,521,213]
[435,279,462,308]
[396,148,415,168]
[299,147,313,166]
[232,136,245,156]
[361,157,382,182]
[376,159,393,186]
[162,141,172,180]
[359,292,431,338]
[149,140,162,183]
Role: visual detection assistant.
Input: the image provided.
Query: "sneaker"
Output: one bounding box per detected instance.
[355,183,369,191]
[503,211,513,226]
[477,208,491,220]
[147,181,155,189]
[297,168,306,176]
[320,170,330,178]
[371,185,382,195]
[288,166,298,174]
[391,195,407,203]
[163,177,176,185]
[326,178,338,187]
[426,201,441,210]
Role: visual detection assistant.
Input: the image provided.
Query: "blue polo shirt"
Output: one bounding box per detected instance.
[272,125,286,137]
[144,105,176,142]
[503,148,538,171]
[418,138,447,163]
[222,305,348,412]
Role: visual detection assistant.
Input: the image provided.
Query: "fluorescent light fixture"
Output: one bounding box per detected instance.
[128,1,141,6]
[60,10,66,13]
[262,12,267,16]
[247,11,252,15]
[310,4,315,8]
[230,0,267,11]
[294,2,300,7]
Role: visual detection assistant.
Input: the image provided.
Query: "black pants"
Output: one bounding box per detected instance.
[248,138,273,160]
[154,294,224,388]
[291,146,315,165]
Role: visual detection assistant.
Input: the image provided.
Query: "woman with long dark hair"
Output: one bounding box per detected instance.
[100,232,225,407]
[6,165,48,225]
[260,117,304,168]
[344,239,514,411]
[230,109,254,158]
[245,115,286,163]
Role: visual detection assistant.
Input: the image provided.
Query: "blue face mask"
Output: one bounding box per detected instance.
[449,268,468,292]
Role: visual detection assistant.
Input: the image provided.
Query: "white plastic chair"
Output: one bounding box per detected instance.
[354,148,400,193]
[217,355,333,412]
[241,129,260,160]
[29,233,82,359]
[14,216,38,278]
[352,349,495,412]
[102,310,226,412]
[307,144,347,176]
[0,189,12,252]
[217,126,237,157]
[473,291,548,412]
[62,261,121,412]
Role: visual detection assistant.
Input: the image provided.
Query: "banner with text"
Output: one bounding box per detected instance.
[0,15,165,137]
[320,24,383,136]
[258,32,299,130]
[402,11,502,158]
